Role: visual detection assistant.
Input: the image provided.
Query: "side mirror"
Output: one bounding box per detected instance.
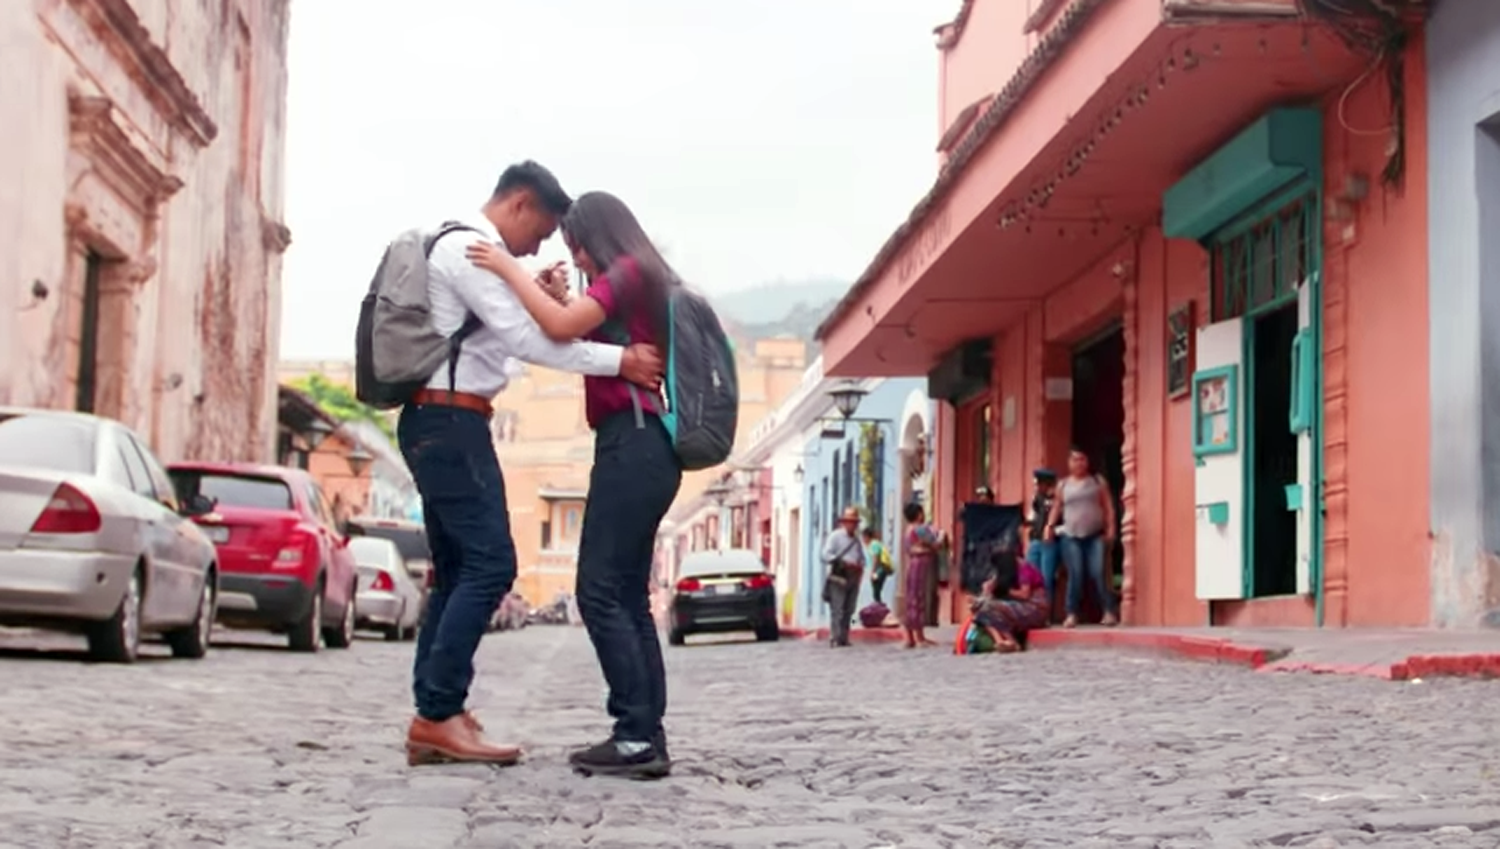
[183,494,216,517]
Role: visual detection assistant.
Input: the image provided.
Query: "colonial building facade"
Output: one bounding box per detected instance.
[663,357,933,630]
[818,0,1448,628]
[0,0,292,461]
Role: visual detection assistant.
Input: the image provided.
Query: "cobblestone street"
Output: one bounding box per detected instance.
[1,627,1498,848]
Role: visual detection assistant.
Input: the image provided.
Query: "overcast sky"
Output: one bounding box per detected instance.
[277,0,954,359]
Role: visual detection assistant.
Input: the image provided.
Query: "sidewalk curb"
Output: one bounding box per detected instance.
[1026,629,1289,669]
[1026,629,1500,681]
[781,625,1500,681]
[1261,653,1500,681]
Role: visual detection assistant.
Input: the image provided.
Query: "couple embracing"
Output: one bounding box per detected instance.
[356,161,737,780]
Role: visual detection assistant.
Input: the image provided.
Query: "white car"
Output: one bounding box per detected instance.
[0,408,219,662]
[350,536,422,641]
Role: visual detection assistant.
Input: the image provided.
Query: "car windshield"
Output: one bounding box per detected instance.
[678,550,765,578]
[350,524,430,560]
[170,471,292,511]
[0,414,95,474]
[349,537,399,569]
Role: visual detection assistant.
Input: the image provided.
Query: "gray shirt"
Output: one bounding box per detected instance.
[821,527,866,569]
[1059,475,1106,539]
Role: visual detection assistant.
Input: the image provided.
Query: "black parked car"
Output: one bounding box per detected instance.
[668,548,778,646]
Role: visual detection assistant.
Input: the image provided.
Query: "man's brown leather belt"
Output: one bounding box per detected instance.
[409,389,493,418]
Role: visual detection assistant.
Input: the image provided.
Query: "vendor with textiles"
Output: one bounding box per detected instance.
[968,546,1049,653]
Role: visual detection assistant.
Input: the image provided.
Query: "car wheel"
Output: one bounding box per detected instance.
[668,628,686,647]
[288,581,323,653]
[755,624,780,643]
[383,603,405,642]
[324,585,356,649]
[166,570,216,659]
[88,567,143,664]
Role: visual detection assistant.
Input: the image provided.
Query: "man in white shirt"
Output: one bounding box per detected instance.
[401,161,663,767]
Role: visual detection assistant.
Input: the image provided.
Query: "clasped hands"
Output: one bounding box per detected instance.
[466,242,663,393]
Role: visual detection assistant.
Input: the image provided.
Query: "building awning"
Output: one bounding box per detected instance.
[816,0,1367,377]
[538,487,588,501]
[277,384,339,435]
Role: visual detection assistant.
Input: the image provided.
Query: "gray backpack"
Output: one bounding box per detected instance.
[354,222,482,409]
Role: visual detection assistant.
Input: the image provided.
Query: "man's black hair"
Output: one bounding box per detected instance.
[493,160,572,216]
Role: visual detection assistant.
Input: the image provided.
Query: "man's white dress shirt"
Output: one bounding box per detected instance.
[423,215,622,398]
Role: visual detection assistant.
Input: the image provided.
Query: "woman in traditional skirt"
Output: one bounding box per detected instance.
[900,502,945,648]
[970,548,1050,653]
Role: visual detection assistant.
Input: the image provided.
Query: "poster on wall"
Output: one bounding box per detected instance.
[1197,373,1232,446]
[1167,302,1194,399]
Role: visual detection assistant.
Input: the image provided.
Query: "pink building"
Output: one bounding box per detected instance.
[0,0,292,462]
[819,0,1440,628]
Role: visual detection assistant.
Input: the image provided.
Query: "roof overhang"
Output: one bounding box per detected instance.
[538,487,588,501]
[817,0,1369,378]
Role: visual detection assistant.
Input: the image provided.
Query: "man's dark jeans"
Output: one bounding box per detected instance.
[575,413,682,745]
[399,404,516,722]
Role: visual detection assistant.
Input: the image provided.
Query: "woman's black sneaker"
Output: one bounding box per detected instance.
[569,739,670,780]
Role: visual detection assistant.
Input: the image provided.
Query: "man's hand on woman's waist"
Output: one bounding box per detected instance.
[620,344,664,391]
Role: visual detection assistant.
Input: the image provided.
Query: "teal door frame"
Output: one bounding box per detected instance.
[1207,181,1325,614]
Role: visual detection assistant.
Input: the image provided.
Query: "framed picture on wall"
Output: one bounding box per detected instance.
[1167,302,1194,399]
[1191,365,1239,457]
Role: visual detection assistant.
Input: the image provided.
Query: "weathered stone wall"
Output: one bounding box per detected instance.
[0,0,290,463]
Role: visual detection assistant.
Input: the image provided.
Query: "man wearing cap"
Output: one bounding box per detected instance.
[1024,469,1061,619]
[820,506,867,647]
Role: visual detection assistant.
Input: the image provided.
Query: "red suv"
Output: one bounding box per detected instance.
[167,463,357,652]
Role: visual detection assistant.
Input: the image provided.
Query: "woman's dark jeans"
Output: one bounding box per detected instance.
[1061,534,1116,618]
[575,413,682,745]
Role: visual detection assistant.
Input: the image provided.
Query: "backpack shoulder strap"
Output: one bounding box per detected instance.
[426,220,485,392]
[424,221,479,257]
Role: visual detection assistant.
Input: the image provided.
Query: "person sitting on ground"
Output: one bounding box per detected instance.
[969,547,1049,653]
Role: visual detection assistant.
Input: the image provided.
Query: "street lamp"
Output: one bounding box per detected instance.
[828,380,869,420]
[704,480,731,507]
[793,463,804,484]
[345,444,374,477]
[303,418,334,451]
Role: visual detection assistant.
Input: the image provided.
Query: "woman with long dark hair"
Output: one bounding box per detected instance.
[466,192,681,780]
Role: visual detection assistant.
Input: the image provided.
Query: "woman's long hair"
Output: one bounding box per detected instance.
[561,192,678,344]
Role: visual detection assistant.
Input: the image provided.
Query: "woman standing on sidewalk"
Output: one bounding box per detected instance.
[1045,447,1119,628]
[900,502,946,648]
[467,192,681,780]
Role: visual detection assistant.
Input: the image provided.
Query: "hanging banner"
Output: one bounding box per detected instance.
[958,502,1023,595]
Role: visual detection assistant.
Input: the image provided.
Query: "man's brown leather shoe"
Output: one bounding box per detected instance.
[406,715,522,767]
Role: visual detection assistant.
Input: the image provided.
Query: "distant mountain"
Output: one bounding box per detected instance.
[711,279,848,325]
[711,279,849,343]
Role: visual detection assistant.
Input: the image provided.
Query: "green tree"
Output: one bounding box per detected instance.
[287,374,396,444]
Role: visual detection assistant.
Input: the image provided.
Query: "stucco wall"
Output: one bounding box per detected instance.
[1427,0,1500,628]
[0,0,290,462]
[941,41,1431,629]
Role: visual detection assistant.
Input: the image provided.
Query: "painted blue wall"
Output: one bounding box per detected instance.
[1427,0,1500,628]
[794,379,926,628]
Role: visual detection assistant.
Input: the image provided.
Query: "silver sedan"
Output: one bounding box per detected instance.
[0,408,219,662]
[350,536,421,641]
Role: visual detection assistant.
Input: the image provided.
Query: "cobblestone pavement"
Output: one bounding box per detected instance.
[1,626,1499,849]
